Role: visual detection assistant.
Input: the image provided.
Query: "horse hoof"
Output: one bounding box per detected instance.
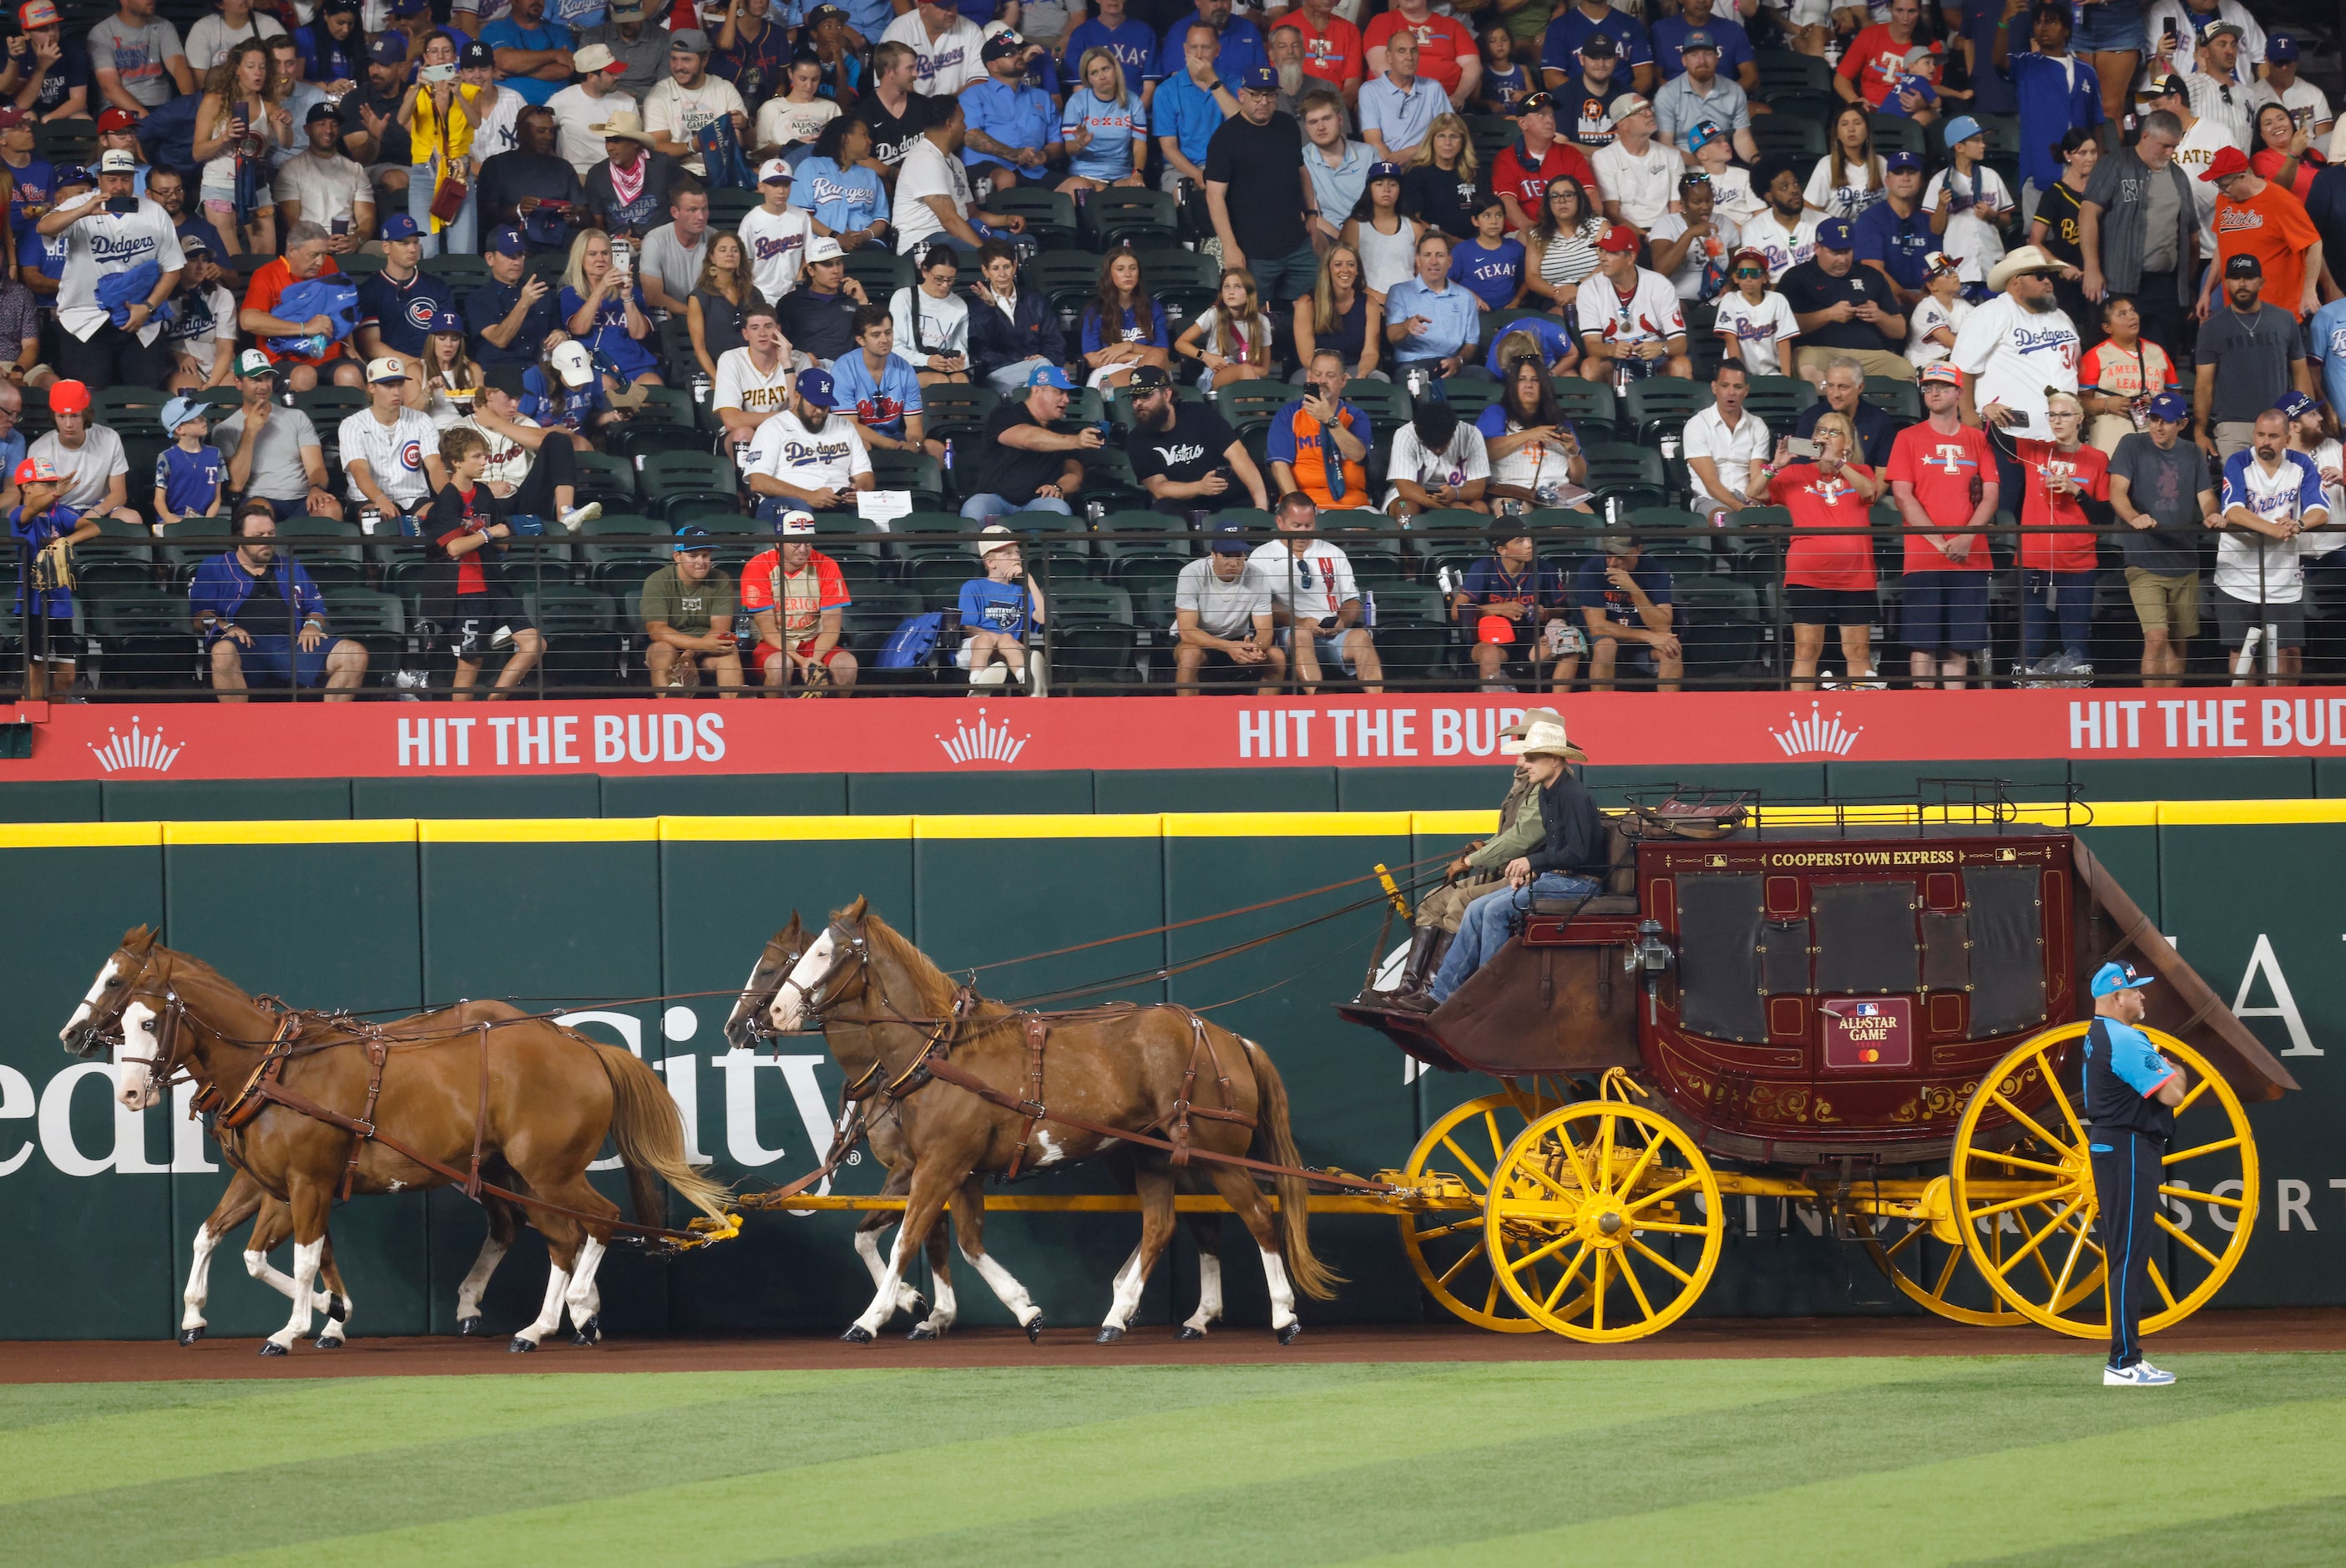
[569,1316,601,1347]
[457,1316,483,1338]
[1024,1315,1046,1344]
[906,1292,931,1319]
[1176,1326,1206,1342]
[840,1324,875,1344]
[1277,1322,1302,1346]
[326,1294,350,1324]
[906,1324,938,1342]
[179,1328,205,1347]
[258,1340,288,1358]
[508,1336,537,1354]
[314,1334,343,1350]
[1095,1326,1124,1344]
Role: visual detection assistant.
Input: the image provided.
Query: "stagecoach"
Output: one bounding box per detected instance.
[1339,791,2299,1343]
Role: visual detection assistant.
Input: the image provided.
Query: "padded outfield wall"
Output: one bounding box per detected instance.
[0,794,2340,1342]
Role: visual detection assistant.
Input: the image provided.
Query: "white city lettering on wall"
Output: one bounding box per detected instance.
[2232,933,2322,1057]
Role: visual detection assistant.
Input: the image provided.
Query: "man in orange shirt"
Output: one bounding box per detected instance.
[237,222,367,393]
[1285,0,1363,109]
[2198,144,2323,322]
[1267,348,1373,509]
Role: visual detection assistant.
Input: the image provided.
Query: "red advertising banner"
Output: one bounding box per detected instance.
[11,690,2346,783]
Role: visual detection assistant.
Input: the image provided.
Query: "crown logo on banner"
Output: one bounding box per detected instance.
[87,716,185,775]
[1771,702,1863,759]
[937,708,1029,766]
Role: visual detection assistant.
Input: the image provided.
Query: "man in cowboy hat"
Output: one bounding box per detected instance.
[1954,240,2078,517]
[1374,711,1550,1006]
[1400,713,1608,1011]
[2081,960,2187,1387]
[584,107,684,235]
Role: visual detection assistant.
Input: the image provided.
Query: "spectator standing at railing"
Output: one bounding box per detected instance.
[1887,362,1997,688]
[422,423,545,698]
[191,500,369,701]
[2192,253,2311,464]
[2107,389,2212,688]
[2011,389,2109,680]
[1764,412,1884,688]
[8,452,94,700]
[2214,407,2325,685]
[28,380,142,533]
[1954,244,2078,512]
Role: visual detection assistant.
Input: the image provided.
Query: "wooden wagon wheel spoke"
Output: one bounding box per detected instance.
[1545,1242,1595,1310]
[1630,1217,1711,1236]
[1502,1225,1582,1277]
[2163,1135,2242,1166]
[1415,1216,1483,1242]
[2155,1213,2223,1270]
[1883,1219,1927,1261]
[1929,1239,1966,1297]
[1612,1136,1663,1201]
[1626,1233,1694,1286]
[1590,1252,1608,1334]
[1969,1184,2084,1222]
[1964,1146,2070,1178]
[1990,1196,2086,1281]
[1987,1091,2071,1156]
[2146,1257,2181,1313]
[1622,1172,1701,1213]
[1398,1094,1559,1334]
[1434,1244,1484,1290]
[2161,1184,2246,1210]
[2049,1205,2096,1306]
[1438,1134,1494,1191]
[1613,1246,1659,1321]
[2035,1053,2090,1148]
[2172,1077,2212,1116]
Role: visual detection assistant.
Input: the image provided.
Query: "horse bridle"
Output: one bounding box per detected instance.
[774,919,872,1031]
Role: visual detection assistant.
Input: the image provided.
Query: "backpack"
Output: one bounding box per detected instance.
[876,611,945,670]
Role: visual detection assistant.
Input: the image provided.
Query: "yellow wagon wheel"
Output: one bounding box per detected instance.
[1855,1177,2096,1327]
[1484,1098,1725,1343]
[1398,1090,1561,1332]
[1950,1022,2258,1339]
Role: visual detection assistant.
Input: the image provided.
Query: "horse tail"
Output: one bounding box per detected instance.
[1246,1040,1343,1301]
[590,1043,734,1227]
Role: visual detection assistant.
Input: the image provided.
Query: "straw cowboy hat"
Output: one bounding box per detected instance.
[1984,245,2064,293]
[1508,715,1588,763]
[591,108,651,143]
[971,522,1020,559]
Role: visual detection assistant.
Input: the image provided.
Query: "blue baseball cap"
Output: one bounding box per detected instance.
[1815,217,1853,249]
[1238,65,1278,91]
[159,394,206,435]
[381,212,421,240]
[2276,391,2319,420]
[1211,522,1251,554]
[430,310,464,335]
[2268,33,2299,63]
[2146,390,2190,422]
[1679,28,1718,51]
[672,525,715,553]
[2091,961,2155,999]
[369,33,407,65]
[1942,114,1983,149]
[488,225,528,256]
[1368,160,1403,182]
[1685,120,1722,152]
[1025,363,1076,392]
[1884,150,1922,174]
[796,367,837,407]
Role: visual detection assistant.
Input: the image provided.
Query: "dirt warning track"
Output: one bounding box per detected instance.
[6,1309,2342,1383]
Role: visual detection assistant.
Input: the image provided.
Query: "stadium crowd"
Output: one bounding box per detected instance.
[7,0,2346,698]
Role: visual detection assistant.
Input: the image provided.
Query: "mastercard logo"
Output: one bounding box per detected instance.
[1860,1048,1879,1064]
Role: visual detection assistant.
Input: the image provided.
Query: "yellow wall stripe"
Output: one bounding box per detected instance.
[0,801,2318,849]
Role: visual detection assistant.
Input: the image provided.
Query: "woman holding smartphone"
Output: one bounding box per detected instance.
[1763,412,1884,688]
[194,39,293,257]
[400,32,482,259]
[561,228,662,388]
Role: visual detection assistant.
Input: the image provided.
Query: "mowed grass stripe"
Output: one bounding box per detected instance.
[1361,1395,2346,1567]
[0,1370,897,1508]
[753,1354,2346,1568]
[1958,1494,2346,1568]
[8,1364,1423,1568]
[179,1359,1946,1568]
[0,1379,280,1435]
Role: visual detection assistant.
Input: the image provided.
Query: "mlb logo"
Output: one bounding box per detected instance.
[1855,1002,1879,1016]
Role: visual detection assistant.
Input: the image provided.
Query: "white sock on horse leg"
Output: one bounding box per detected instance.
[1182,1252,1224,1334]
[1103,1242,1147,1331]
[456,1237,508,1322]
[516,1263,571,1346]
[853,1227,914,1336]
[923,1270,958,1333]
[183,1227,219,1331]
[268,1239,324,1348]
[960,1242,1043,1327]
[1259,1247,1297,1332]
[564,1237,606,1328]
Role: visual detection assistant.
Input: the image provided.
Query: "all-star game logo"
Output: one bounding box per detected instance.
[937,708,1028,766]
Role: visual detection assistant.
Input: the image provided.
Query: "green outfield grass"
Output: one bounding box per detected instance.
[5,1353,2343,1567]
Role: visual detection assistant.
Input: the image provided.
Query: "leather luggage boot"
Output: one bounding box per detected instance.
[1379,925,1446,1008]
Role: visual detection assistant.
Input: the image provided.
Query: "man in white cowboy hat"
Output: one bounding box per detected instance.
[1954,241,2078,517]
[1400,713,1610,1012]
[549,41,638,178]
[584,106,685,235]
[1373,711,1547,1007]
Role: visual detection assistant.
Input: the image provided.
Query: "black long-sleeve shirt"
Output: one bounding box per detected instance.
[1524,771,1608,878]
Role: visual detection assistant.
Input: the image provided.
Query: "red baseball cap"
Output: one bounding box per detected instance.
[2199,144,2251,183]
[96,106,136,133]
[47,378,88,414]
[13,454,59,485]
[1476,615,1517,646]
[0,107,26,130]
[1596,225,1641,255]
[18,0,58,27]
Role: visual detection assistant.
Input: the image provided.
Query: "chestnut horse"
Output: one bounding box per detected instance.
[726,913,1232,1340]
[63,926,731,1354]
[768,898,1338,1343]
[179,1168,524,1347]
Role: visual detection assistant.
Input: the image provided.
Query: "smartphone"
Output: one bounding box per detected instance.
[330,218,350,237]
[1786,438,1820,459]
[2002,410,2033,431]
[420,62,457,83]
[104,195,138,215]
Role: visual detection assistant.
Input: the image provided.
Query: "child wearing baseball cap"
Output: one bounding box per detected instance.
[153,396,225,533]
[8,452,94,700]
[1904,250,1969,370]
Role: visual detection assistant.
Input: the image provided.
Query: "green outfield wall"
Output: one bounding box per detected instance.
[2,796,2341,1342]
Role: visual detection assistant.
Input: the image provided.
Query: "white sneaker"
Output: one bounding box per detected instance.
[2103,1360,2176,1387]
[559,503,602,533]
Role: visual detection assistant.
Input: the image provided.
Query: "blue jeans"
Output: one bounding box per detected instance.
[409,161,477,260]
[1428,873,1600,1004]
[959,493,1074,525]
[2021,569,2096,665]
[1245,240,1322,306]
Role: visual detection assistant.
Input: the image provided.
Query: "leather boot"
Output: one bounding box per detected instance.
[1383,925,1445,1007]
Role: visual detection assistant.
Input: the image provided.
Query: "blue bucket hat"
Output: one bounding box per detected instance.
[2091,962,2156,999]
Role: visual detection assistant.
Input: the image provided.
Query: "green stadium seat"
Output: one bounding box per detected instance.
[1081,186,1177,250]
[1742,375,1813,430]
[1548,378,1619,434]
[843,247,914,301]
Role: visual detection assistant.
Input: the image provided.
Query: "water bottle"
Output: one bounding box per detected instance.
[943,438,955,473]
[1406,367,1426,401]
[691,371,712,407]
[1086,500,1105,528]
[358,504,381,536]
[734,610,756,645]
[1661,431,1681,462]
